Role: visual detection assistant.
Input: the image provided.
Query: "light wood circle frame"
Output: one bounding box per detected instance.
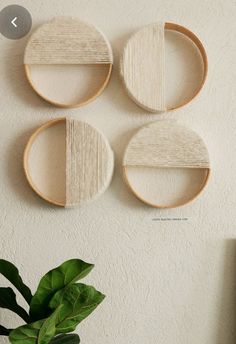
[121,22,208,112]
[24,18,113,109]
[23,117,114,208]
[123,168,210,209]
[24,64,112,109]
[123,122,211,209]
[24,118,67,207]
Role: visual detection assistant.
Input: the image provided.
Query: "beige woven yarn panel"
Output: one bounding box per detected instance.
[66,119,114,207]
[124,121,210,169]
[121,23,166,112]
[24,17,113,65]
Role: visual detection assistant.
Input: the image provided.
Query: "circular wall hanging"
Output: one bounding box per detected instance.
[120,22,208,113]
[24,17,113,108]
[123,121,210,208]
[24,118,114,207]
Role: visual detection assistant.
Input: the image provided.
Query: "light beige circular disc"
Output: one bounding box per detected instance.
[24,118,114,207]
[120,22,208,113]
[24,17,113,108]
[123,121,210,208]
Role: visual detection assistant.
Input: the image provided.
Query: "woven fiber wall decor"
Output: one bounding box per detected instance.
[120,22,208,113]
[24,17,113,108]
[24,118,114,207]
[123,121,210,208]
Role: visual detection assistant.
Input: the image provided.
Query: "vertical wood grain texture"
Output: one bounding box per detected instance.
[24,17,113,65]
[121,23,166,112]
[66,119,114,207]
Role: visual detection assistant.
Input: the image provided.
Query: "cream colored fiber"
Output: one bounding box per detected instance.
[24,17,113,65]
[124,121,210,169]
[66,119,114,207]
[121,22,166,112]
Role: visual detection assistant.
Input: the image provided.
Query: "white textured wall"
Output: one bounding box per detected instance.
[0,0,236,343]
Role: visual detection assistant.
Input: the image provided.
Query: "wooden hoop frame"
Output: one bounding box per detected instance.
[121,22,208,112]
[165,22,208,111]
[24,118,66,207]
[123,120,211,209]
[123,166,210,209]
[24,63,113,109]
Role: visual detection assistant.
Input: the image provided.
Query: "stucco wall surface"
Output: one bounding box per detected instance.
[0,1,236,343]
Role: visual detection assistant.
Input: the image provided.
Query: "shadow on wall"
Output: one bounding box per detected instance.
[110,126,147,210]
[3,21,50,111]
[217,239,236,344]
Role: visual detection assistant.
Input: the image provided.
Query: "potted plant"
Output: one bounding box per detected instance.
[0,259,105,343]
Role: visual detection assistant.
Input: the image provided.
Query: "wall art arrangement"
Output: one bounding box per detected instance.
[0,13,212,344]
[21,17,210,208]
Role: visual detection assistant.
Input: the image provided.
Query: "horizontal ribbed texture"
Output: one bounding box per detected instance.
[24,17,113,65]
[124,121,210,169]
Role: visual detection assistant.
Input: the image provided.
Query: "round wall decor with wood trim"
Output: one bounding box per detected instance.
[24,17,113,108]
[123,121,210,208]
[120,22,208,113]
[24,118,114,207]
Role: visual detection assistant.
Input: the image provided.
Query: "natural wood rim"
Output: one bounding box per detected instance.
[123,166,211,209]
[164,22,208,111]
[121,22,208,112]
[24,63,113,109]
[23,118,66,207]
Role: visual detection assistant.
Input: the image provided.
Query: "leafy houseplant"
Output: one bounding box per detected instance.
[0,259,105,343]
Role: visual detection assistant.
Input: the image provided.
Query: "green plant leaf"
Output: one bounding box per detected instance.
[50,334,80,344]
[0,260,32,305]
[38,306,62,344]
[9,307,61,344]
[49,283,105,334]
[0,325,11,336]
[9,320,43,344]
[30,259,94,321]
[0,287,29,323]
